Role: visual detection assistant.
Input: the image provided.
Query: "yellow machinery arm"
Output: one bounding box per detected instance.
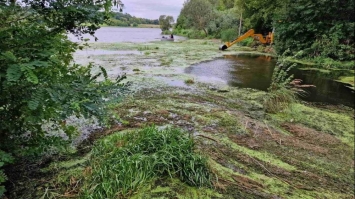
[219,29,274,50]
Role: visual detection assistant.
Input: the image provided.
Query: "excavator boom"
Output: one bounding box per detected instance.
[219,29,274,50]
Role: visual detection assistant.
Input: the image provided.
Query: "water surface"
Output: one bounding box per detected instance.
[69,27,186,43]
[186,54,354,107]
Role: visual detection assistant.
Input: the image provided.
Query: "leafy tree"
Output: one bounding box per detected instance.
[0,0,126,196]
[274,0,355,60]
[159,15,174,31]
[207,9,240,38]
[180,0,214,36]
[234,0,286,34]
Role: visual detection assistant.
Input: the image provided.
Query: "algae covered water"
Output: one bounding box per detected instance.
[185,54,354,107]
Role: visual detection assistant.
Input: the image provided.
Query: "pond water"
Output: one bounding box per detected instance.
[185,54,355,108]
[68,27,186,43]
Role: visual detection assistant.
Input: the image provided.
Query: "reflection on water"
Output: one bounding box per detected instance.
[68,27,186,43]
[290,68,354,107]
[185,54,276,91]
[185,54,354,107]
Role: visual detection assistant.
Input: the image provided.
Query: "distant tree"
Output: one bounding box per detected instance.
[180,0,214,36]
[207,9,239,37]
[159,15,174,31]
[112,12,158,25]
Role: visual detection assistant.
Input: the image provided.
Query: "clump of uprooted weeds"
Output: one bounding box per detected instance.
[81,126,212,198]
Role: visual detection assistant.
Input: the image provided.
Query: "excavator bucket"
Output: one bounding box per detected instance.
[219,44,228,51]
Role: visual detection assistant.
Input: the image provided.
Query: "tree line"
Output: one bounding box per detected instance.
[175,0,354,62]
[107,12,159,27]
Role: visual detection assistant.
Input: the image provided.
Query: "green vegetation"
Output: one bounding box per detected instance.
[0,150,14,196]
[5,68,354,198]
[159,15,174,31]
[0,0,126,196]
[138,24,160,28]
[184,78,195,84]
[179,0,214,36]
[107,12,159,27]
[264,57,298,113]
[274,0,354,61]
[1,0,354,198]
[175,0,354,69]
[338,76,354,86]
[271,103,355,147]
[81,126,211,198]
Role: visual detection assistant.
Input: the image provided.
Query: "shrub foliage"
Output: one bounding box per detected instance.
[0,0,126,196]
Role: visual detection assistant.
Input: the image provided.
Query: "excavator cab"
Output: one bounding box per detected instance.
[219,29,274,50]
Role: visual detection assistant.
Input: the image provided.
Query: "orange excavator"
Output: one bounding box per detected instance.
[219,29,274,50]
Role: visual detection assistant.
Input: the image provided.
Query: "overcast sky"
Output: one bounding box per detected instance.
[121,0,185,20]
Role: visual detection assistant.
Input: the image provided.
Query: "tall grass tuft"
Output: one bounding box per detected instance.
[264,55,299,113]
[81,126,211,198]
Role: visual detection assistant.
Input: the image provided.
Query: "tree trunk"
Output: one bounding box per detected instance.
[238,12,243,36]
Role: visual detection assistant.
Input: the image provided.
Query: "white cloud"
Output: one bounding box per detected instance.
[122,0,185,20]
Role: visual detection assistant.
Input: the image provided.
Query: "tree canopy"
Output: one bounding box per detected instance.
[176,0,354,61]
[159,15,174,31]
[274,0,355,60]
[0,1,128,194]
[180,0,214,35]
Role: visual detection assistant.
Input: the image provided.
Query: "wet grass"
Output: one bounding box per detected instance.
[6,86,354,199]
[271,103,355,147]
[6,38,354,199]
[81,126,211,198]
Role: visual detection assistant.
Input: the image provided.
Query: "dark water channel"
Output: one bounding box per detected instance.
[185,54,354,108]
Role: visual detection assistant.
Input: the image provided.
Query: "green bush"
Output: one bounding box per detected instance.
[220,28,238,42]
[162,29,172,34]
[274,0,354,61]
[239,37,254,47]
[81,126,211,198]
[187,30,206,39]
[0,150,14,197]
[0,1,128,195]
[0,2,128,156]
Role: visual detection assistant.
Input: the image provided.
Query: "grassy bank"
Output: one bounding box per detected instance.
[92,24,160,28]
[5,39,354,199]
[138,24,160,28]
